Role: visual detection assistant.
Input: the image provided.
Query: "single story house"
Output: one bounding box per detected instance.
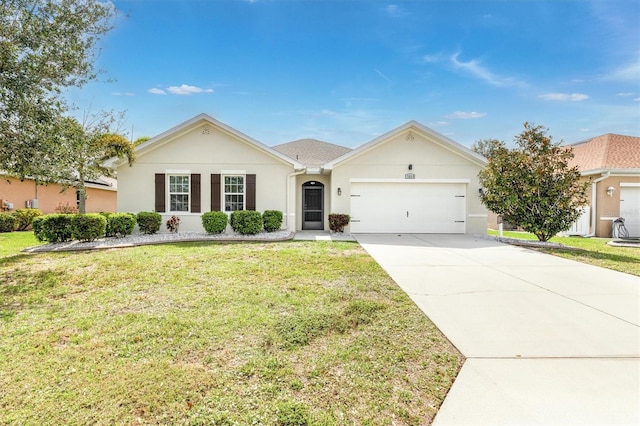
[0,175,117,214]
[566,133,640,237]
[105,113,488,234]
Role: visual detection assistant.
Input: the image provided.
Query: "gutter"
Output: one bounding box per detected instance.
[586,171,610,237]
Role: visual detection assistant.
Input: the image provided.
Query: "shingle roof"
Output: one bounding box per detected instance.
[272,139,352,166]
[567,133,640,171]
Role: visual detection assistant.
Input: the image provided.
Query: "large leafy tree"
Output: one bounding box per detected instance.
[0,0,116,180]
[479,123,589,242]
[471,138,505,159]
[53,112,135,214]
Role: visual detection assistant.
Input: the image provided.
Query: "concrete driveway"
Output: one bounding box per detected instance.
[355,234,640,425]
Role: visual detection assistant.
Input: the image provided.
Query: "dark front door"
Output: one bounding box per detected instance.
[302,181,324,230]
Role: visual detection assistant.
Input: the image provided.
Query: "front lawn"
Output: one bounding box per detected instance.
[488,229,640,276]
[0,235,461,425]
[0,231,41,259]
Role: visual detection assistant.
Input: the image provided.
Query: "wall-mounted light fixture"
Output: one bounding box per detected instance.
[606,186,615,197]
[408,164,413,171]
[337,187,342,196]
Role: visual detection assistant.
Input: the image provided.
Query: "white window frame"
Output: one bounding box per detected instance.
[223,175,245,212]
[168,174,190,212]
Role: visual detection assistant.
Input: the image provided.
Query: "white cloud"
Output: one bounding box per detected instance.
[445,111,487,119]
[428,121,450,127]
[385,4,408,18]
[617,92,634,97]
[606,61,640,82]
[166,84,214,95]
[539,93,589,101]
[422,53,443,64]
[635,98,640,102]
[148,84,214,95]
[112,92,134,97]
[450,53,524,88]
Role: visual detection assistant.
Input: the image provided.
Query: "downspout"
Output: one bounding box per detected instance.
[285,169,306,230]
[586,171,610,237]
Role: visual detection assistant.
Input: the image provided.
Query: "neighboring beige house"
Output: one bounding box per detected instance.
[105,113,488,234]
[0,175,117,214]
[566,133,640,238]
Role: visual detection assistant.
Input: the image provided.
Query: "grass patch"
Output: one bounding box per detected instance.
[0,231,42,261]
[0,235,461,425]
[489,229,640,276]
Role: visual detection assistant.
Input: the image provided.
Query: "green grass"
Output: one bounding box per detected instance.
[0,231,42,260]
[489,229,640,276]
[0,234,461,425]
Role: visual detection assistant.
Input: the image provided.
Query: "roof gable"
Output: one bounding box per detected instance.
[568,133,640,172]
[104,113,304,169]
[324,120,487,169]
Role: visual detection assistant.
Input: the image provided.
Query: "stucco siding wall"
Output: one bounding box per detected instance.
[1,177,115,213]
[85,186,117,213]
[593,176,640,237]
[117,125,294,232]
[330,131,486,234]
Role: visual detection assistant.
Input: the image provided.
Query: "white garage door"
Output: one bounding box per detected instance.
[350,182,466,233]
[620,185,640,237]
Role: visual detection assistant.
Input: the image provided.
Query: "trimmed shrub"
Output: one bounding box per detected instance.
[262,210,283,232]
[108,213,136,238]
[136,212,162,234]
[40,214,74,243]
[230,210,263,235]
[71,213,106,242]
[202,211,228,234]
[0,213,17,232]
[328,213,350,232]
[12,208,42,231]
[32,216,46,241]
[100,212,113,236]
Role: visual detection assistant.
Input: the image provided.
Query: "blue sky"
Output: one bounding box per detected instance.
[67,0,640,148]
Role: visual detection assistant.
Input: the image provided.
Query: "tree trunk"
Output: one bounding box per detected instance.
[77,184,87,214]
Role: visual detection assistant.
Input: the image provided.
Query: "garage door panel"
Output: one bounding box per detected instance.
[350,182,466,233]
[620,187,640,237]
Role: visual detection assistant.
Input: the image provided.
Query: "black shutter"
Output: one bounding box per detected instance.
[155,174,165,212]
[190,174,201,213]
[246,174,256,211]
[211,174,221,211]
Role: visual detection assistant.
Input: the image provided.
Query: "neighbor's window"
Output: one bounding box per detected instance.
[224,175,244,211]
[169,175,190,212]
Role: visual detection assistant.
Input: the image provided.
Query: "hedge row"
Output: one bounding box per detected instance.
[0,209,43,232]
[32,213,132,243]
[26,209,284,243]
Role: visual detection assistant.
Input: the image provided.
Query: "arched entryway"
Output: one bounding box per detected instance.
[302,181,324,230]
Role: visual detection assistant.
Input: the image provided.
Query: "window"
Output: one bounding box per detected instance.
[224,175,244,211]
[169,175,190,212]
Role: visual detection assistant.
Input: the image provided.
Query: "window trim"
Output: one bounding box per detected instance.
[223,174,246,212]
[168,174,190,213]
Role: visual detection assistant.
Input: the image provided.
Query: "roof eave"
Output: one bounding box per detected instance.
[581,168,640,176]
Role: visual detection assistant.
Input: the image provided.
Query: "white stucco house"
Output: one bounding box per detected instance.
[105,113,488,234]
